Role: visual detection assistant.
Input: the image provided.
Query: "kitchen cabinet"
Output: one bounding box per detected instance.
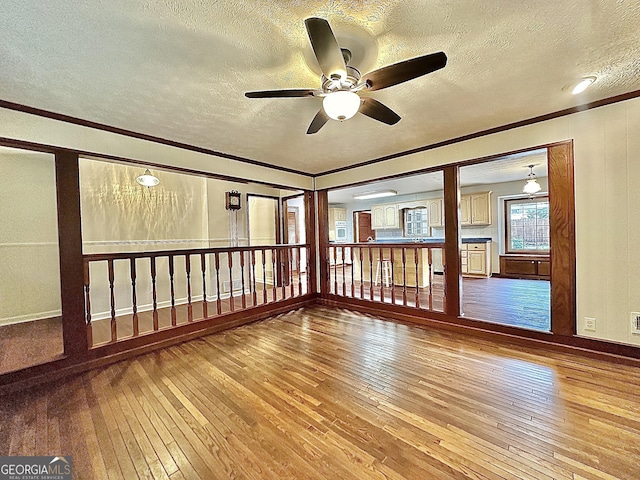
[328,207,347,241]
[461,242,491,277]
[460,191,492,226]
[460,195,471,225]
[427,198,444,227]
[371,203,399,229]
[499,255,550,280]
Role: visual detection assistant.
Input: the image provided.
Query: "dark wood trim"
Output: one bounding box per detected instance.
[0,137,307,192]
[319,297,640,367]
[0,99,310,177]
[443,166,461,316]
[548,141,576,336]
[314,89,640,177]
[5,89,639,180]
[0,295,318,394]
[304,191,318,294]
[317,190,330,297]
[54,151,89,356]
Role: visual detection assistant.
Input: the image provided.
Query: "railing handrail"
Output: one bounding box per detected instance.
[329,242,446,249]
[83,243,310,262]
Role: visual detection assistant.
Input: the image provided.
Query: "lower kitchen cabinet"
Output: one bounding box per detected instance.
[499,255,550,280]
[461,242,491,277]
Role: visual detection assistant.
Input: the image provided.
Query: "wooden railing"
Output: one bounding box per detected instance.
[327,243,446,312]
[83,244,310,347]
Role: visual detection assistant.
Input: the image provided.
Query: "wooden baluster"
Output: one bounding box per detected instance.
[441,247,447,312]
[240,251,247,309]
[289,248,295,299]
[305,246,311,295]
[279,248,286,300]
[214,252,221,315]
[368,247,374,301]
[390,248,396,305]
[201,253,209,319]
[252,250,258,306]
[402,248,407,306]
[151,256,159,331]
[228,252,235,311]
[297,247,303,297]
[379,247,385,303]
[414,247,420,308]
[359,247,364,299]
[262,249,268,304]
[83,260,92,347]
[342,247,346,296]
[272,248,278,302]
[168,255,176,326]
[350,247,355,298]
[428,248,434,311]
[131,258,139,335]
[186,255,193,322]
[333,247,338,295]
[108,259,117,342]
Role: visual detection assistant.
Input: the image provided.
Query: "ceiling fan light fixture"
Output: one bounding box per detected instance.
[322,90,361,121]
[136,168,160,187]
[572,76,596,95]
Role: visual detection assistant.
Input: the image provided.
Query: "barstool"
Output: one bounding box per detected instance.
[375,258,392,287]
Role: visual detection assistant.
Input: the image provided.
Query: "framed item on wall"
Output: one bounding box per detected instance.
[225,190,241,210]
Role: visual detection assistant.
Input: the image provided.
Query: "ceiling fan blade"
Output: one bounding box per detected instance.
[245,89,318,98]
[307,108,330,134]
[359,98,401,125]
[362,51,447,91]
[304,17,346,80]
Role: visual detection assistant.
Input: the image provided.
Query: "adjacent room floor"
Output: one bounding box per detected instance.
[1,305,638,479]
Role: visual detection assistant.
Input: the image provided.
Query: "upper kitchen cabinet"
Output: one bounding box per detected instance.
[371,203,399,229]
[461,192,492,226]
[427,198,444,227]
[328,207,347,241]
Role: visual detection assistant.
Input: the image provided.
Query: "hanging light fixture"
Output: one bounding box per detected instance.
[522,165,541,195]
[322,90,361,121]
[136,168,160,187]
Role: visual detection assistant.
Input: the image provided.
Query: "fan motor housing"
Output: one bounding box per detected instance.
[322,65,361,93]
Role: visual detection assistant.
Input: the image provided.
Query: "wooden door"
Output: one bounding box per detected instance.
[355,211,375,242]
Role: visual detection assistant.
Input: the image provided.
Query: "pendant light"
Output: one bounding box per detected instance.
[136,169,160,187]
[522,165,541,195]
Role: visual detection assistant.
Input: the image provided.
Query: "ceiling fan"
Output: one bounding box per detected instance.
[245,17,447,134]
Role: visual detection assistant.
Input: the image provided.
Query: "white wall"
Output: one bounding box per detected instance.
[0,151,61,325]
[318,96,640,347]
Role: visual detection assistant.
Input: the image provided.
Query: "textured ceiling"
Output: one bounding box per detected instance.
[1,1,639,175]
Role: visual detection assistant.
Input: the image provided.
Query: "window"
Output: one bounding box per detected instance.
[404,208,428,236]
[505,197,549,253]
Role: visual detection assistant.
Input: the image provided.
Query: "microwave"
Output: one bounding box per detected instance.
[335,221,348,242]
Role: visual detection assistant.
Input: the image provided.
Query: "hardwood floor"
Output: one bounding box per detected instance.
[0,317,64,375]
[1,305,638,479]
[330,266,551,331]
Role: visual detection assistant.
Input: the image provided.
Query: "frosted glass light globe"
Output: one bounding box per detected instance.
[322,91,361,121]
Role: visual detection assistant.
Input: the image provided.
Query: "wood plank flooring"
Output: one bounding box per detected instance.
[1,305,638,479]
